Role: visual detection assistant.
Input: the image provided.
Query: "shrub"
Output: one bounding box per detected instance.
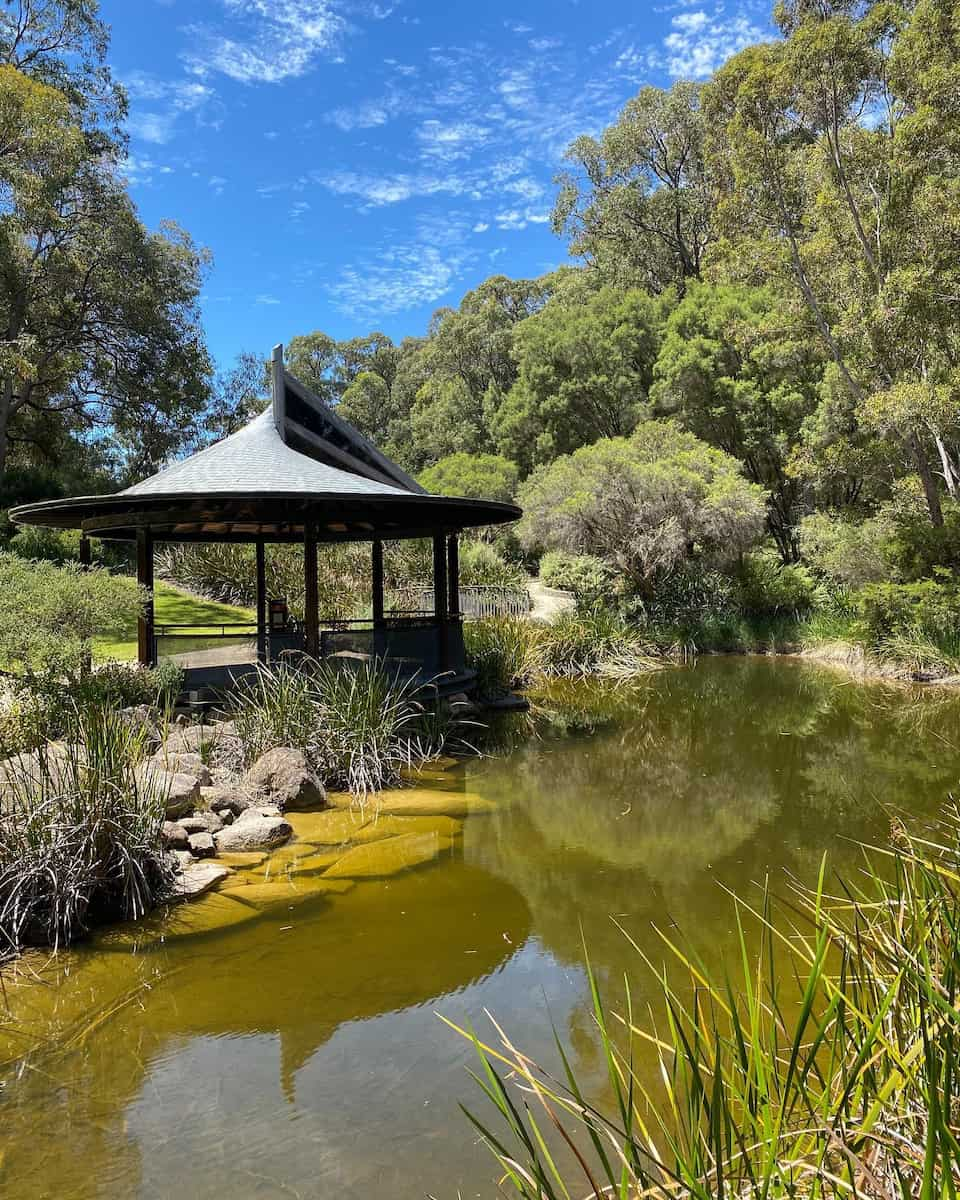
[797,510,895,588]
[538,551,613,599]
[418,452,519,504]
[0,553,142,684]
[734,549,817,617]
[0,704,171,955]
[853,579,960,661]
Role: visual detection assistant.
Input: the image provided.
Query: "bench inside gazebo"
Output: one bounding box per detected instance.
[11,345,521,698]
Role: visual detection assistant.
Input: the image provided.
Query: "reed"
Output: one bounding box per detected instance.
[0,704,171,957]
[450,810,960,1199]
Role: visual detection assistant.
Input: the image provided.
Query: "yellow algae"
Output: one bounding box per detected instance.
[220,878,353,910]
[368,788,493,818]
[323,831,454,880]
[215,851,269,869]
[255,841,320,870]
[97,893,260,952]
[285,849,345,876]
[363,814,463,839]
[285,808,372,844]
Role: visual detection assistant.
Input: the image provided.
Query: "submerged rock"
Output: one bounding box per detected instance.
[323,831,454,880]
[243,747,325,811]
[215,851,268,869]
[284,808,372,845]
[359,788,492,818]
[220,877,353,910]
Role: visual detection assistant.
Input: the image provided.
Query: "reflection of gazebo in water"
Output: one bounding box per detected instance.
[10,345,521,694]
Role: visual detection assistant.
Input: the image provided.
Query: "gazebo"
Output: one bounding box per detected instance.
[10,346,521,694]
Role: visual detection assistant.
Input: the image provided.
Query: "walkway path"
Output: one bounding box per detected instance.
[527,579,576,622]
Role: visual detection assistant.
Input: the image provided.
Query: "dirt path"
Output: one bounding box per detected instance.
[527,579,576,622]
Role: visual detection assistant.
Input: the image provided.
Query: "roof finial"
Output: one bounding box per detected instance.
[271,344,285,440]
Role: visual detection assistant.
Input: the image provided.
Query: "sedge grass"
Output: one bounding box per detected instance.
[450,810,960,1199]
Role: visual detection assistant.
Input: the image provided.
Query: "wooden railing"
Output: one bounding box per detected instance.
[395,585,531,620]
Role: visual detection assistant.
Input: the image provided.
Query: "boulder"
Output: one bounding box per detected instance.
[323,831,453,880]
[136,765,200,820]
[163,724,218,755]
[220,877,353,911]
[170,861,232,901]
[188,831,216,858]
[180,812,224,836]
[161,820,190,851]
[119,704,161,747]
[214,808,235,825]
[150,750,212,786]
[243,747,325,811]
[214,814,293,853]
[199,786,251,816]
[284,808,372,846]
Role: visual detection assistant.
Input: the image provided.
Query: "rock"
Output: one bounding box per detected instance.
[326,787,493,818]
[170,860,232,900]
[284,808,372,845]
[179,812,224,836]
[151,750,212,786]
[136,765,200,819]
[161,820,190,851]
[216,851,268,869]
[199,786,251,816]
[163,724,218,755]
[242,747,325,812]
[284,849,344,876]
[172,849,194,871]
[119,704,161,747]
[366,814,464,839]
[446,692,481,717]
[188,831,216,858]
[220,878,353,911]
[240,803,283,820]
[323,831,453,880]
[214,808,234,825]
[214,814,293,853]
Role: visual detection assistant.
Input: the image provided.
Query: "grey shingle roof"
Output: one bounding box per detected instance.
[124,411,413,499]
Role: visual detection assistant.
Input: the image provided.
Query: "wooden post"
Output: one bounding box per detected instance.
[433,531,449,672]
[304,524,319,658]
[447,533,460,620]
[79,535,91,568]
[136,527,155,667]
[256,539,267,663]
[371,538,385,627]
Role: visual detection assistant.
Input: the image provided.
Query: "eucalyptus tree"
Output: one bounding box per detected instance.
[553,81,712,292]
[705,0,960,527]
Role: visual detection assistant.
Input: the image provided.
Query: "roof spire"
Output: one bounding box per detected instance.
[271,343,285,440]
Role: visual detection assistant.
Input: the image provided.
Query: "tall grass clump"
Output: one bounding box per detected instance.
[534,607,664,679]
[464,617,540,696]
[0,704,171,957]
[452,811,960,1199]
[233,656,453,796]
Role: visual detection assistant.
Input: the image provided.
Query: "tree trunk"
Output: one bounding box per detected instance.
[909,431,944,527]
[0,380,11,477]
[933,431,958,499]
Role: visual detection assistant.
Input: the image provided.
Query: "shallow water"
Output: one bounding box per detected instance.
[2,657,959,1199]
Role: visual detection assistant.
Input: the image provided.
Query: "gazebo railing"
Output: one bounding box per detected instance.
[394,584,531,620]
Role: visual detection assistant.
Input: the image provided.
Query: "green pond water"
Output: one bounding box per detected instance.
[2,656,960,1199]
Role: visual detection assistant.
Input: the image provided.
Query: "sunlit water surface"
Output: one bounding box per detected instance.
[2,658,959,1199]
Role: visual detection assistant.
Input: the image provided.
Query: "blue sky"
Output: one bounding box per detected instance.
[104,0,773,370]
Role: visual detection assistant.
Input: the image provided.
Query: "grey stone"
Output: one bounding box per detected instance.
[163,724,219,756]
[188,831,216,858]
[171,849,194,872]
[180,812,224,836]
[136,765,201,820]
[170,860,231,901]
[119,705,161,747]
[242,747,325,812]
[214,814,293,853]
[199,786,251,816]
[214,808,235,825]
[151,750,212,786]
[161,820,190,851]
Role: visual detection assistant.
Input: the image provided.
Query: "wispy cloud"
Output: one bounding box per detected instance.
[256,293,281,305]
[416,119,491,162]
[124,72,214,144]
[314,168,479,206]
[184,0,344,84]
[329,245,461,315]
[617,6,766,80]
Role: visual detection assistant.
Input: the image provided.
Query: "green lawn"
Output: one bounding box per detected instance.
[94,583,256,662]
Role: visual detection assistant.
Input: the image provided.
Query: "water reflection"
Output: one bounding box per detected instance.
[1,657,959,1199]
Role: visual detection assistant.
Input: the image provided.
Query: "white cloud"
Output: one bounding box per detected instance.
[123,73,214,144]
[416,119,491,162]
[326,96,404,131]
[208,174,227,195]
[329,244,460,315]
[494,207,550,231]
[314,168,475,206]
[473,221,489,233]
[184,0,344,84]
[620,6,767,81]
[256,293,281,305]
[290,200,311,218]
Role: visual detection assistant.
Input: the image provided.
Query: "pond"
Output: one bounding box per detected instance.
[2,657,959,1199]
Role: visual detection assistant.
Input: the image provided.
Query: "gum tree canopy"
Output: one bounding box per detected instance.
[517,421,768,592]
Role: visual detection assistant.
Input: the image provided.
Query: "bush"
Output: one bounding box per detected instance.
[798,510,895,588]
[539,551,613,600]
[734,549,817,617]
[0,704,171,955]
[532,607,661,678]
[853,579,960,657]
